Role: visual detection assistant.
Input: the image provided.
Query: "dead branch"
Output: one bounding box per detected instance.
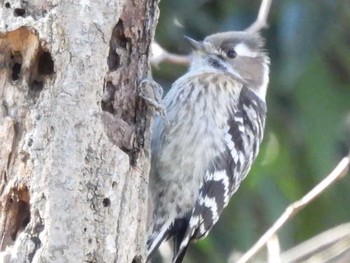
[267,234,281,263]
[245,0,273,34]
[150,42,190,67]
[237,156,350,263]
[281,222,350,262]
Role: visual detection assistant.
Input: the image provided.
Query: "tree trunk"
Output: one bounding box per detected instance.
[0,0,159,262]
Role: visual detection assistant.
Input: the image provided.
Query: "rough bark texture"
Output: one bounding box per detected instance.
[0,0,159,262]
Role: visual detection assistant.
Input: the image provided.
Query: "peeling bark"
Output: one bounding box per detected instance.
[0,0,159,262]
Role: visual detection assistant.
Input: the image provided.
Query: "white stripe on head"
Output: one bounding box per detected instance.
[235,43,257,57]
[255,59,270,102]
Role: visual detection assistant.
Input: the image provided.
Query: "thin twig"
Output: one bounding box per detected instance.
[150,42,190,67]
[267,234,281,263]
[281,222,350,262]
[245,0,273,33]
[237,156,350,263]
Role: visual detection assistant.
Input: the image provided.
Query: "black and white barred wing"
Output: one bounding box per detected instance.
[172,144,237,262]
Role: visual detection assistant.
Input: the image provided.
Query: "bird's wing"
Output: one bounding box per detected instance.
[172,142,241,263]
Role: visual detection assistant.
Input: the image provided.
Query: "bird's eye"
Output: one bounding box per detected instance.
[226,49,237,59]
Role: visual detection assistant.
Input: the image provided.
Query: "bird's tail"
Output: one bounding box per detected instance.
[147,221,172,261]
[147,216,192,263]
[170,217,191,263]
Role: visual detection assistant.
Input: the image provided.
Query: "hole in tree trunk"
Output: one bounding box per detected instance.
[10,52,23,81]
[37,51,54,75]
[107,20,129,71]
[0,186,31,251]
[102,198,111,207]
[0,27,55,98]
[101,81,117,113]
[14,8,26,17]
[28,48,55,99]
[132,255,142,263]
[11,63,22,80]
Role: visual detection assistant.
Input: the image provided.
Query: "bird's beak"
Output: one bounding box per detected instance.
[184,36,203,51]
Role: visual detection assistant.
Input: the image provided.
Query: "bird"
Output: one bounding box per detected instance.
[146,30,270,263]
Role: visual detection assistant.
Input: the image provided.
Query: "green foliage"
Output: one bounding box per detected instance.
[154,0,350,261]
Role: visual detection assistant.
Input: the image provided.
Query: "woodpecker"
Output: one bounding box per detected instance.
[147,30,270,263]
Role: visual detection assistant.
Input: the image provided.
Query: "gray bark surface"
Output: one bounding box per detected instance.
[0,0,159,262]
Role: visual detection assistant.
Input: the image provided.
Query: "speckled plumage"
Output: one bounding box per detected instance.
[147,31,269,263]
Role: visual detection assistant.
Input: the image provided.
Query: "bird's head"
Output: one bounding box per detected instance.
[186,31,270,99]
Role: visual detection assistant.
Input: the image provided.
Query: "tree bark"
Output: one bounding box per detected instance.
[0,0,159,262]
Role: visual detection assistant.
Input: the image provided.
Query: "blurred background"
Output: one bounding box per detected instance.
[152,0,350,262]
